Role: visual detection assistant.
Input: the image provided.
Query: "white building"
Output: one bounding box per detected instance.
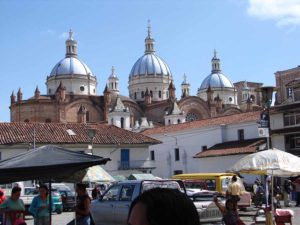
[142,111,265,182]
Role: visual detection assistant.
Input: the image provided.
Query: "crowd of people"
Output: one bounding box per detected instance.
[0,176,300,225]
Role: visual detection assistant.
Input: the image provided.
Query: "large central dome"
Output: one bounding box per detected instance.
[128,22,173,102]
[129,53,171,77]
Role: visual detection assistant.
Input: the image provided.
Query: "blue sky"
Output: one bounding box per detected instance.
[1,0,300,122]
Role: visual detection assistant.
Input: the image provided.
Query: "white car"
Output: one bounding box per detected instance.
[187,189,225,224]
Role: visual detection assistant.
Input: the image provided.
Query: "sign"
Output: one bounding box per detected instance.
[258,128,269,137]
[260,111,269,128]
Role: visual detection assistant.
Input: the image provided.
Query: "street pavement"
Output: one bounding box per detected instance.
[23,204,300,225]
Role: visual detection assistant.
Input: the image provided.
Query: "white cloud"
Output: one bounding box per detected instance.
[59,32,68,39]
[41,29,55,36]
[247,0,300,26]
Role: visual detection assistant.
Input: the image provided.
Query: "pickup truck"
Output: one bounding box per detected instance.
[90,179,223,225]
[90,180,185,225]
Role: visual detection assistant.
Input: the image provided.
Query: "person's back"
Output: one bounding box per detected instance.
[127,188,200,225]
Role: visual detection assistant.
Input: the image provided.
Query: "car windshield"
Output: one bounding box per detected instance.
[141,180,183,192]
[24,188,39,195]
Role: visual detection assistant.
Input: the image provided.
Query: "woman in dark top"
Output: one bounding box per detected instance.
[214,197,245,225]
[67,183,91,225]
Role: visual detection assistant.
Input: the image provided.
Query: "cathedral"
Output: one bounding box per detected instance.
[10,25,263,130]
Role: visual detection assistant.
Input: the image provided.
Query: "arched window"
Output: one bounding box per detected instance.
[186,112,199,122]
[86,111,90,122]
[158,91,162,98]
[121,117,124,128]
[150,90,153,97]
[168,119,171,125]
[134,92,137,99]
[141,91,145,98]
[177,119,181,124]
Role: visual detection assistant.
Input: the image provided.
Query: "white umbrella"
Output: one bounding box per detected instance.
[229,148,300,225]
[230,148,300,177]
[82,165,115,183]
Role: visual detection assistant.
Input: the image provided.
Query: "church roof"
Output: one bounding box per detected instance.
[0,123,160,145]
[141,111,260,135]
[193,138,265,158]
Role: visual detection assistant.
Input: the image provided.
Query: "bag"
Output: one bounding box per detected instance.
[13,218,26,225]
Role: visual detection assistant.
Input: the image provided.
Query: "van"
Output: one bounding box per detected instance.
[172,173,251,208]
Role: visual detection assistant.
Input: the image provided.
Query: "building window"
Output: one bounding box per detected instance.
[186,112,199,122]
[168,120,171,125]
[150,150,155,161]
[80,86,85,92]
[45,118,51,123]
[175,148,180,161]
[150,90,153,97]
[134,92,137,99]
[111,118,114,124]
[49,89,52,94]
[177,119,181,124]
[141,91,144,98]
[229,97,233,102]
[86,111,90,122]
[294,88,300,101]
[174,170,183,175]
[121,117,124,128]
[238,129,244,141]
[158,91,162,98]
[93,89,96,93]
[202,146,207,151]
[286,87,292,98]
[285,134,300,150]
[284,112,300,126]
[0,152,1,160]
[24,119,29,122]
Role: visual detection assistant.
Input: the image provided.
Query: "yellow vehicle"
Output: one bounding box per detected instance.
[172,173,251,208]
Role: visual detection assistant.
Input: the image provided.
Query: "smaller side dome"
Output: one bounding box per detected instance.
[199,73,234,90]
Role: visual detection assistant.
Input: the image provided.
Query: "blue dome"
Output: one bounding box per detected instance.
[199,72,233,90]
[49,57,93,77]
[129,54,171,77]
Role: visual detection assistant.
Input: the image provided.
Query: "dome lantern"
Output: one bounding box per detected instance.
[66,29,78,58]
[211,49,221,73]
[145,20,155,54]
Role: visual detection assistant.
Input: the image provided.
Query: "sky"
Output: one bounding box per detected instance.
[1,0,300,122]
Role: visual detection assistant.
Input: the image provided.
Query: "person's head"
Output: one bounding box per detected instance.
[225,198,236,211]
[39,184,48,197]
[76,183,87,195]
[232,175,237,182]
[127,188,200,225]
[11,186,21,200]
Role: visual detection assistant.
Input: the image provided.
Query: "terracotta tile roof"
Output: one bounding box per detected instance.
[0,123,161,145]
[141,111,261,135]
[194,138,266,158]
